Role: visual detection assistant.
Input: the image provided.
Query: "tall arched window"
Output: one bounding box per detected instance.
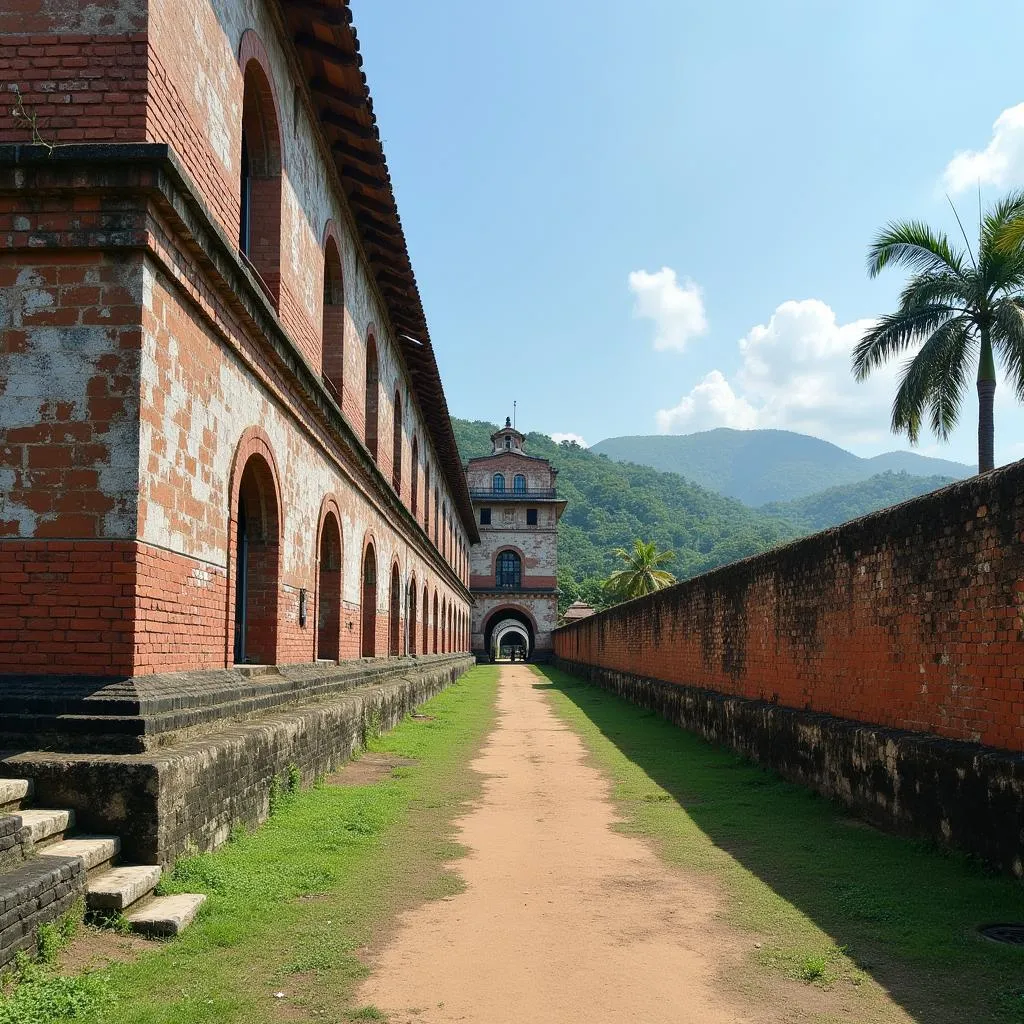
[388,562,401,657]
[239,52,282,307]
[422,583,429,655]
[321,235,344,399]
[361,543,377,657]
[513,474,526,493]
[496,550,521,589]
[424,463,430,532]
[434,487,439,546]
[410,436,419,518]
[392,389,402,494]
[365,334,379,461]
[493,473,505,493]
[432,591,439,654]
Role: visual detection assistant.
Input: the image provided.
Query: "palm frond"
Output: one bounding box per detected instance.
[991,297,1024,400]
[896,273,972,315]
[852,306,959,381]
[867,221,966,280]
[891,317,972,443]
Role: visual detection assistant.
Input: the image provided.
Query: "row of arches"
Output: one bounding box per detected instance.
[235,33,467,587]
[230,433,469,667]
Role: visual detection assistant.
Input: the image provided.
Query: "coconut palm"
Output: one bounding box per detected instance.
[853,191,1024,473]
[602,540,676,601]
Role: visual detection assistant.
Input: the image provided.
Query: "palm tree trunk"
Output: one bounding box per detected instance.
[977,328,996,474]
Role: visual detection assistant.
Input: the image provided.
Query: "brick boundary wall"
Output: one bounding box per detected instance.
[555,463,1024,753]
[553,658,1024,875]
[2,653,474,865]
[553,461,1024,872]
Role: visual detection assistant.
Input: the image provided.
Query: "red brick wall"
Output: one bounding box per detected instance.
[555,467,1024,753]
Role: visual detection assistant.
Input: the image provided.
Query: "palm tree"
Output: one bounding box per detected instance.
[602,540,676,601]
[853,192,1024,473]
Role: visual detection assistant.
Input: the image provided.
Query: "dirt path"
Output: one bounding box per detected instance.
[355,665,900,1023]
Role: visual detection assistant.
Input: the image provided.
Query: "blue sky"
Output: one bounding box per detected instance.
[352,1,1024,468]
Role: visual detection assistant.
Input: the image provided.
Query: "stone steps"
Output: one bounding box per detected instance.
[0,778,206,953]
[18,808,74,846]
[0,778,31,812]
[125,893,207,937]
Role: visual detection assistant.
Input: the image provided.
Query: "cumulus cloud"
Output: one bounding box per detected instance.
[550,432,589,447]
[628,267,708,352]
[656,299,902,448]
[943,103,1024,193]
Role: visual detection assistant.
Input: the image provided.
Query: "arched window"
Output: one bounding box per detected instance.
[321,235,344,399]
[239,53,282,306]
[432,591,439,654]
[493,473,505,493]
[424,463,430,532]
[434,487,439,546]
[408,579,417,655]
[513,474,526,493]
[410,436,419,518]
[365,334,379,461]
[317,511,342,661]
[496,550,521,589]
[392,390,402,494]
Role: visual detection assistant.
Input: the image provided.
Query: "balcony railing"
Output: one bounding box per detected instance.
[470,488,557,500]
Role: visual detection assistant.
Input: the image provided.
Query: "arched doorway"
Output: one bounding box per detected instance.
[365,334,379,461]
[422,583,429,654]
[389,562,401,656]
[232,453,280,665]
[317,512,341,661]
[483,607,536,662]
[495,626,528,660]
[408,578,417,655]
[321,233,344,398]
[361,543,377,657]
[432,592,439,654]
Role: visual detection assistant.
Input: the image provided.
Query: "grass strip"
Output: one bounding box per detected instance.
[534,665,1024,1024]
[1,665,499,1024]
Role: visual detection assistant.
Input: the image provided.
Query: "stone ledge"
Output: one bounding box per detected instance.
[0,653,471,753]
[3,654,474,866]
[554,657,1024,877]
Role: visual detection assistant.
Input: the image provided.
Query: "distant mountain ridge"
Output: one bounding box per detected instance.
[590,428,972,506]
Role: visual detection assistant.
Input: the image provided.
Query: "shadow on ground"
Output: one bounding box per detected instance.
[533,667,1024,1024]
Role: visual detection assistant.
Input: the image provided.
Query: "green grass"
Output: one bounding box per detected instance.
[1,665,499,1024]
[533,665,1024,1024]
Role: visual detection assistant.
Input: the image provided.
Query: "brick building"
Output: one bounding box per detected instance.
[0,0,477,684]
[467,419,566,660]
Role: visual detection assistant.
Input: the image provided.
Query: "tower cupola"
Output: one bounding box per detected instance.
[491,416,525,455]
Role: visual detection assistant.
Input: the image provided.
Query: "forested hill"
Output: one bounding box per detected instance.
[451,419,797,606]
[590,428,971,505]
[759,471,956,532]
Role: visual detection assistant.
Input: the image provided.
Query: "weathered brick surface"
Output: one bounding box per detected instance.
[0,813,32,873]
[555,463,1024,753]
[0,853,85,969]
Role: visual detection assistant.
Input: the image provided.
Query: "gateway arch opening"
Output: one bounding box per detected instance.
[484,608,535,662]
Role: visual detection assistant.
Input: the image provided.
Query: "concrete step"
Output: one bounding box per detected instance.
[38,835,120,874]
[17,808,73,845]
[0,778,32,811]
[87,865,162,913]
[126,893,206,937]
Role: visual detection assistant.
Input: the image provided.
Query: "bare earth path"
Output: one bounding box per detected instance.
[356,665,906,1024]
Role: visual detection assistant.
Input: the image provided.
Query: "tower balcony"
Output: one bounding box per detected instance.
[469,488,557,501]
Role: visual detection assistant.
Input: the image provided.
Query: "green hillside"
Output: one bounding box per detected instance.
[759,471,955,532]
[452,419,797,608]
[590,428,972,505]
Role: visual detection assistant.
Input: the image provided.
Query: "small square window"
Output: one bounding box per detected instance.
[480,508,491,525]
[526,508,538,526]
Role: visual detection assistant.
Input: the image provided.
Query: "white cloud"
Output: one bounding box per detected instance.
[943,102,1024,193]
[550,432,589,447]
[628,266,708,352]
[656,370,757,433]
[656,299,902,448]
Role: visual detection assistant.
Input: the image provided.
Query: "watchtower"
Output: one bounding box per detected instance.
[466,419,566,660]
